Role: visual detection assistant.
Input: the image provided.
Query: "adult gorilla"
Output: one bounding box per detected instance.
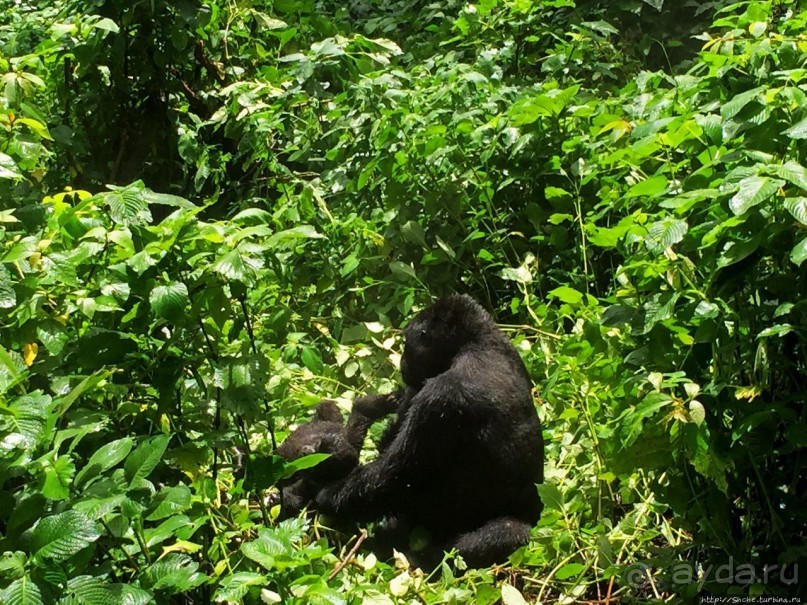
[317,295,544,567]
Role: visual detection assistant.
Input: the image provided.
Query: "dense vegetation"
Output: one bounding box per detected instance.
[1,0,805,602]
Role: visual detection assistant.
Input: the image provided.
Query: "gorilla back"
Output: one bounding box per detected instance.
[317,294,544,567]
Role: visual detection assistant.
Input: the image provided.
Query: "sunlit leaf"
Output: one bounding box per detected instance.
[149,281,189,322]
[728,176,783,215]
[31,511,101,564]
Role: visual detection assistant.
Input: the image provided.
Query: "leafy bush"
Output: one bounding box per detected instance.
[0,0,805,602]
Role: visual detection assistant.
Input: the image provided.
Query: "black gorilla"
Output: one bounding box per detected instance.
[277,396,397,516]
[316,294,544,567]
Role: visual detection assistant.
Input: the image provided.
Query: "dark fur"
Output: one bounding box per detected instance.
[277,396,397,516]
[316,295,544,567]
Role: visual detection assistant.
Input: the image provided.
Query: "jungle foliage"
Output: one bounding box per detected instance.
[0,0,805,603]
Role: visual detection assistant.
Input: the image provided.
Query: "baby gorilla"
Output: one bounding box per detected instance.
[277,395,397,517]
[316,294,544,568]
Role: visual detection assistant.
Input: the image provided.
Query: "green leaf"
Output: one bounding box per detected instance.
[644,217,688,254]
[688,400,706,426]
[0,265,15,308]
[783,117,807,139]
[265,225,325,248]
[241,532,291,570]
[548,213,573,224]
[584,20,618,35]
[57,575,118,605]
[149,282,189,322]
[728,176,783,215]
[544,186,571,200]
[717,237,760,269]
[500,266,532,284]
[0,551,26,580]
[31,510,101,564]
[773,161,807,191]
[536,484,563,511]
[555,563,586,580]
[500,584,529,605]
[548,286,583,304]
[5,392,48,449]
[124,434,171,488]
[213,572,266,602]
[253,12,288,30]
[783,197,807,224]
[300,346,323,373]
[601,305,634,327]
[790,238,807,266]
[0,152,23,179]
[388,261,418,282]
[0,344,26,390]
[721,86,765,120]
[695,113,722,143]
[0,575,43,605]
[622,392,672,446]
[75,437,133,488]
[508,85,579,124]
[2,237,37,262]
[53,371,108,417]
[625,175,668,198]
[311,38,345,57]
[92,17,120,33]
[758,324,794,338]
[146,485,192,520]
[401,221,427,248]
[99,186,151,226]
[41,455,75,501]
[117,584,153,605]
[144,515,191,548]
[281,453,331,480]
[140,189,195,208]
[15,118,52,140]
[143,554,206,594]
[212,249,262,284]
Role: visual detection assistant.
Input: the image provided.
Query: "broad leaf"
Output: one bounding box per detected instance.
[644,217,688,254]
[31,511,101,564]
[774,161,807,191]
[783,117,807,139]
[500,584,529,605]
[143,554,206,594]
[783,197,807,224]
[556,563,586,580]
[790,238,807,266]
[212,249,262,284]
[213,572,266,603]
[721,86,765,120]
[146,485,192,520]
[281,453,331,480]
[728,176,783,215]
[75,437,133,488]
[625,174,668,198]
[0,152,22,179]
[124,434,171,487]
[149,282,189,322]
[548,286,583,304]
[98,187,151,227]
[0,575,43,605]
[57,575,118,605]
[265,225,325,248]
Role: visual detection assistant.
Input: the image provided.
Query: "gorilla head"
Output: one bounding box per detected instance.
[400,295,497,388]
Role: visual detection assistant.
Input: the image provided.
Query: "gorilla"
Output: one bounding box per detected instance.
[277,395,397,517]
[316,294,544,568]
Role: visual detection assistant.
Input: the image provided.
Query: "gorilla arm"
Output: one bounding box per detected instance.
[315,382,458,519]
[343,391,401,451]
